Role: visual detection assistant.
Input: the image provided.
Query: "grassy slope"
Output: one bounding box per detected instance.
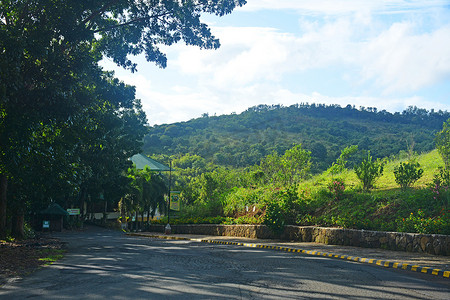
[304,150,444,191]
[296,150,448,233]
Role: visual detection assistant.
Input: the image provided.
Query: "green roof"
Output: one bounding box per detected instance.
[40,203,69,216]
[130,154,171,171]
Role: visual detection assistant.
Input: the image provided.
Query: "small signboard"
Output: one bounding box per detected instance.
[170,191,181,211]
[43,220,50,229]
[67,208,80,216]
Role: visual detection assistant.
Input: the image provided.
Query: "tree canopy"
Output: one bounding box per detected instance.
[144,104,449,171]
[0,0,246,238]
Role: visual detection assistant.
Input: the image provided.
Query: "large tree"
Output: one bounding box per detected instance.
[0,0,246,238]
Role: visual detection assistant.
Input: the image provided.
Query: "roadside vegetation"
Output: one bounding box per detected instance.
[150,128,450,235]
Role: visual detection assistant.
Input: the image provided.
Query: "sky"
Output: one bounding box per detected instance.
[100,0,450,126]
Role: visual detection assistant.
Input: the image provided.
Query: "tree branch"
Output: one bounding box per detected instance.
[81,0,120,25]
[93,11,173,34]
[92,2,203,34]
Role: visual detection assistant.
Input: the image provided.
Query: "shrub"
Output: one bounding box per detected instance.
[431,167,450,207]
[327,145,358,175]
[328,179,345,200]
[432,167,450,187]
[355,152,385,191]
[435,119,450,167]
[297,213,316,225]
[222,187,261,217]
[263,202,285,234]
[394,161,424,190]
[24,223,36,239]
[276,187,301,224]
[224,215,263,225]
[396,209,450,234]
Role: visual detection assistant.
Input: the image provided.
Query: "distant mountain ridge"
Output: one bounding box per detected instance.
[142,103,450,172]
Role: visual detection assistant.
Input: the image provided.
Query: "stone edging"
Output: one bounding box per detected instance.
[144,224,449,256]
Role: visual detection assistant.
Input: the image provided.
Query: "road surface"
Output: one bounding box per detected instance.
[1,226,448,299]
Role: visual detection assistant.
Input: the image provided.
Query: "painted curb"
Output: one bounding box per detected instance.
[128,233,450,279]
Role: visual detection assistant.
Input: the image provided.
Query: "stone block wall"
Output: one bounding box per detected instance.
[145,224,449,256]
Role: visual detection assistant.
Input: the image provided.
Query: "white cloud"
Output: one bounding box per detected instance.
[240,0,449,15]
[100,1,450,125]
[183,15,450,95]
[175,27,290,87]
[361,23,450,93]
[174,19,359,90]
[142,85,450,125]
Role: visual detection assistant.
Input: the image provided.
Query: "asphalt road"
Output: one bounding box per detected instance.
[1,226,449,299]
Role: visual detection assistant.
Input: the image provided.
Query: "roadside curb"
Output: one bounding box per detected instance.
[127,233,450,280]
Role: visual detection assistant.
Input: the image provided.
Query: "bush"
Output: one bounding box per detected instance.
[223,215,263,225]
[394,161,424,190]
[328,179,345,200]
[263,202,285,234]
[355,152,385,191]
[297,213,316,225]
[435,119,450,167]
[396,209,450,234]
[222,187,261,217]
[431,167,450,207]
[24,223,36,239]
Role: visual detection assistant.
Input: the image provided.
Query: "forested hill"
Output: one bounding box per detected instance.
[142,104,450,172]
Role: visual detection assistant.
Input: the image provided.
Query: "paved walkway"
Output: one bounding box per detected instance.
[128,232,450,280]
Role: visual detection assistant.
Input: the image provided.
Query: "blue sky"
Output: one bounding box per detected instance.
[101,0,450,125]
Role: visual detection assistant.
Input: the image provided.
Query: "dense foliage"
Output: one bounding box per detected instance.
[354,152,385,191]
[394,161,424,191]
[144,104,450,172]
[0,0,245,239]
[163,148,449,235]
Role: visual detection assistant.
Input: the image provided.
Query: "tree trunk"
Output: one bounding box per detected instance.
[12,212,24,239]
[0,174,7,239]
[135,211,138,231]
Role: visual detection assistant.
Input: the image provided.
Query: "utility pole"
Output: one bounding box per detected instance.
[165,160,172,234]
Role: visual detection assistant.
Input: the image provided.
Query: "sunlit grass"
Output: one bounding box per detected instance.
[301,149,444,192]
[294,150,448,234]
[38,249,65,265]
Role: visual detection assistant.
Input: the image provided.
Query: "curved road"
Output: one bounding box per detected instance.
[1,226,448,299]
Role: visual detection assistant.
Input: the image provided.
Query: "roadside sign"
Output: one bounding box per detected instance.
[170,191,181,211]
[67,208,80,215]
[43,220,50,229]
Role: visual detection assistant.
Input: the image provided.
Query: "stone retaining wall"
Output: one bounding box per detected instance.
[146,224,449,256]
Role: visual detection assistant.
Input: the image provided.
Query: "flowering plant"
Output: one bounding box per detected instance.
[397,209,449,234]
[430,167,450,207]
[328,179,345,200]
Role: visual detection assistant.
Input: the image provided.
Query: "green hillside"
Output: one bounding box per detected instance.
[144,104,449,235]
[288,150,449,234]
[308,149,444,191]
[143,104,449,172]
[158,149,449,235]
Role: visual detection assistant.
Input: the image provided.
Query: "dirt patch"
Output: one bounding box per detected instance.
[0,235,65,285]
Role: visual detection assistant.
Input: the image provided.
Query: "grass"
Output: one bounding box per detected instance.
[38,249,65,265]
[294,150,449,234]
[301,150,444,192]
[379,150,444,189]
[177,150,449,234]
